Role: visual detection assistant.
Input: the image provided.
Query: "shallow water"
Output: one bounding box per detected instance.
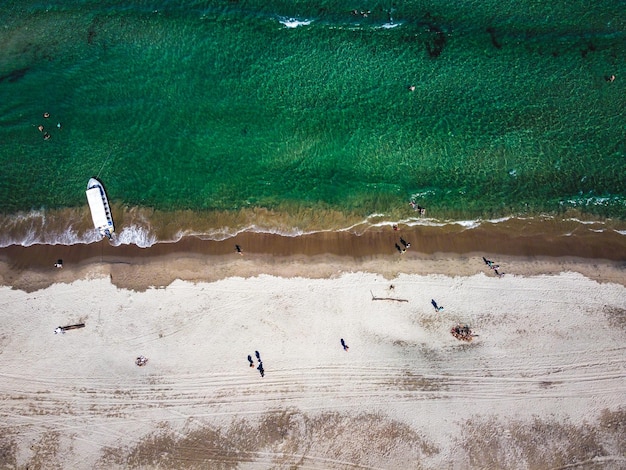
[0,1,625,246]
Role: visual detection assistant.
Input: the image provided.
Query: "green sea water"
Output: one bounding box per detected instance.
[1,0,625,242]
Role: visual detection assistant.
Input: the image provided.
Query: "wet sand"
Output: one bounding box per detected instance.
[1,222,625,291]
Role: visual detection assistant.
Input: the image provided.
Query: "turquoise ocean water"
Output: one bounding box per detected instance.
[0,1,625,246]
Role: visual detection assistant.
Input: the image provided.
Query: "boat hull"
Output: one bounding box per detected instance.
[86,178,114,239]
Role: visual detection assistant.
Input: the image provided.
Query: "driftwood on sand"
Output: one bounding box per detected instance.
[370,291,409,302]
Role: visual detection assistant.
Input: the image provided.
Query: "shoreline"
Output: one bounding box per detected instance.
[1,223,624,291]
[2,204,626,248]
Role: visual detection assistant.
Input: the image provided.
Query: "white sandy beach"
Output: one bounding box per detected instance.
[0,262,625,469]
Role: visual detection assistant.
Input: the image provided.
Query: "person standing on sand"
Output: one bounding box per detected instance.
[431,299,443,312]
[341,338,349,351]
[235,244,243,255]
[248,355,254,367]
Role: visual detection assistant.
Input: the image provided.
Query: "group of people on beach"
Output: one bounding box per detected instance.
[430,299,476,341]
[391,200,425,253]
[451,324,474,342]
[247,350,264,377]
[429,300,476,342]
[395,236,411,254]
[483,257,504,277]
[409,201,426,215]
[135,355,148,367]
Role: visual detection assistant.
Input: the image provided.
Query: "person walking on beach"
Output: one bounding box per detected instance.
[483,256,504,276]
[395,243,405,254]
[248,355,254,367]
[340,338,349,351]
[431,299,443,312]
[257,361,265,377]
[235,244,243,255]
[400,237,410,249]
[255,350,261,362]
[483,257,500,269]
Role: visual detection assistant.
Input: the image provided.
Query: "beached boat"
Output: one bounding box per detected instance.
[86,177,114,240]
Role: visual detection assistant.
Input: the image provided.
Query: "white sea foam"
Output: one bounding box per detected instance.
[0,230,98,248]
[561,195,625,207]
[487,216,514,224]
[0,210,98,247]
[344,214,517,232]
[190,228,240,242]
[188,224,312,241]
[566,218,602,225]
[453,220,482,229]
[111,225,158,248]
[401,216,514,230]
[1,209,622,248]
[410,190,436,199]
[279,17,312,28]
[47,227,100,246]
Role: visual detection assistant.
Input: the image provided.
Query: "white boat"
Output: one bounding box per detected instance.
[86,177,114,240]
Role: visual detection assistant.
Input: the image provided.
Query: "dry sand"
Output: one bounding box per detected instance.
[0,251,625,469]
